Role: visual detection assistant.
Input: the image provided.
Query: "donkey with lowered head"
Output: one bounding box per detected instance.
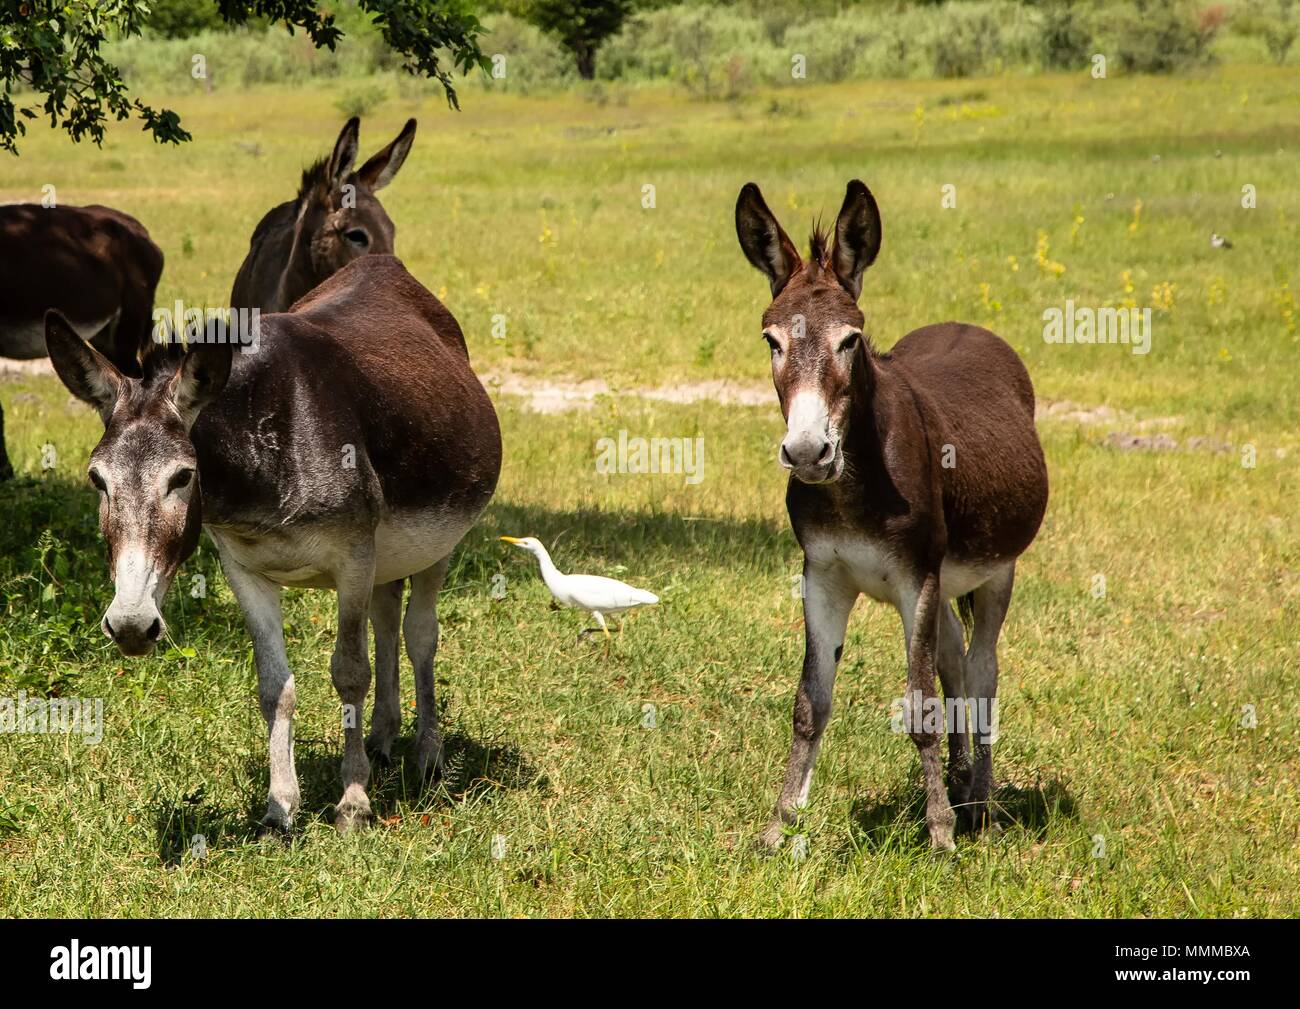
[46,254,500,833]
[736,180,1048,851]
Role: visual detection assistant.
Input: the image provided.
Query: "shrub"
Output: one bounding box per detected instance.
[1114,0,1220,73]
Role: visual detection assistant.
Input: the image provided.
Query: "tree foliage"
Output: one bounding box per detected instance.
[0,0,490,154]
[513,0,635,79]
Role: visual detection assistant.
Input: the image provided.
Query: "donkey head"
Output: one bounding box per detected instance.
[736,180,882,485]
[45,311,231,656]
[291,117,416,295]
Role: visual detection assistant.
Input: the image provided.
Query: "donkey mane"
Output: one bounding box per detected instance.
[140,335,187,389]
[808,219,831,268]
[295,156,332,209]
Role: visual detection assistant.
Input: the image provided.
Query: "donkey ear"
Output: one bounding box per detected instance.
[736,182,801,297]
[168,342,232,429]
[358,118,416,192]
[831,180,882,300]
[327,117,361,187]
[44,310,123,426]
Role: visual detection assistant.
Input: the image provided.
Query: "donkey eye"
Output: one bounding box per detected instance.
[762,331,782,355]
[88,468,107,494]
[344,229,370,247]
[837,330,862,353]
[167,468,195,493]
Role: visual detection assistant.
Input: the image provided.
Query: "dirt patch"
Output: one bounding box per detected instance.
[1103,431,1242,455]
[0,359,54,378]
[483,374,770,413]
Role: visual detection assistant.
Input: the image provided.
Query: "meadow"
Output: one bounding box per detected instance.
[0,62,1297,916]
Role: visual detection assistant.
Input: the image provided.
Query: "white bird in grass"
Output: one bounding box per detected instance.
[499,536,659,647]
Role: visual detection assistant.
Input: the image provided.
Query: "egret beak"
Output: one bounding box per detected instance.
[499,536,526,546]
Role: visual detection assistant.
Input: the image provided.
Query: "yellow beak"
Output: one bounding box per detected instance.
[499,536,525,545]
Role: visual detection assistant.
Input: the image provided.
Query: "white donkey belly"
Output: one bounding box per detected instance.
[1,315,117,359]
[803,532,1004,610]
[209,506,479,589]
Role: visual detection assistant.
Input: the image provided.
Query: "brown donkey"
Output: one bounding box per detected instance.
[230,117,416,312]
[0,203,163,478]
[736,181,1048,851]
[46,255,501,833]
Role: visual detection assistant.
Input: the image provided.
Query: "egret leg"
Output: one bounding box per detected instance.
[578,610,610,640]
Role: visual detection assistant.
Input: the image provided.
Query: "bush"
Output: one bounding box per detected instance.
[930,6,1005,78]
[1236,0,1300,65]
[145,0,227,40]
[1039,1,1094,70]
[1113,0,1221,73]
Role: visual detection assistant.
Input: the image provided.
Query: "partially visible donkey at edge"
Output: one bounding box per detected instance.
[0,204,163,479]
[736,180,1048,851]
[46,255,501,833]
[230,116,416,312]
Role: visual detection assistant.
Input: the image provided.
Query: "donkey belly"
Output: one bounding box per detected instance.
[0,315,117,359]
[209,506,478,590]
[371,507,478,584]
[803,531,1006,608]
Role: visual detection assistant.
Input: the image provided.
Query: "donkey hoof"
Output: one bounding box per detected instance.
[365,741,393,768]
[928,817,957,852]
[335,812,371,836]
[756,821,786,854]
[257,816,293,841]
[334,803,373,835]
[416,739,444,782]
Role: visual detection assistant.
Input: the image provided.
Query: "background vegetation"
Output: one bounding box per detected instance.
[0,4,1295,917]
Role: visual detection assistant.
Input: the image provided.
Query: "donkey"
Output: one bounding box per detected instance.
[45,254,501,833]
[230,117,416,312]
[736,180,1048,851]
[0,203,163,479]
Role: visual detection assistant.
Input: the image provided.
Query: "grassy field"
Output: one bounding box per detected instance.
[1,64,1297,917]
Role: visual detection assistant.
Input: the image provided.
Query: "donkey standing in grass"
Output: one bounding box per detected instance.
[736,180,1048,851]
[46,255,500,832]
[0,203,163,479]
[230,116,416,312]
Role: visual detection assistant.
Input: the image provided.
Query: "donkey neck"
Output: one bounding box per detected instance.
[274,213,323,312]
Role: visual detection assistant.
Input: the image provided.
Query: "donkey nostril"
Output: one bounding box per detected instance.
[817,440,835,465]
[146,618,162,641]
[103,616,117,640]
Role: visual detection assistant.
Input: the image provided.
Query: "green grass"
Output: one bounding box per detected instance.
[1,66,1297,917]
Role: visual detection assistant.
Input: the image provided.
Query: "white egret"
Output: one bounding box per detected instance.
[499,536,659,646]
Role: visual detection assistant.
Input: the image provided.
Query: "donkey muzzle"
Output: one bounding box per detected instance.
[103,601,164,657]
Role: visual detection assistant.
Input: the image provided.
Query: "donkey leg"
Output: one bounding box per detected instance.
[967,564,1015,833]
[936,604,973,831]
[331,549,378,834]
[406,556,451,780]
[905,573,957,851]
[366,579,404,764]
[0,400,14,481]
[760,561,857,851]
[222,558,299,832]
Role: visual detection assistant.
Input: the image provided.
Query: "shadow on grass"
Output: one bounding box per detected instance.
[153,720,539,864]
[154,786,263,867]
[296,716,542,817]
[844,775,1078,855]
